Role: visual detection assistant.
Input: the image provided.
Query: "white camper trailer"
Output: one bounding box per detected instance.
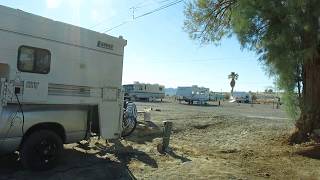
[0,5,133,170]
[232,92,252,103]
[176,85,209,104]
[123,82,165,101]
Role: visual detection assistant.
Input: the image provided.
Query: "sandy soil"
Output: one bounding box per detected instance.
[1,99,320,180]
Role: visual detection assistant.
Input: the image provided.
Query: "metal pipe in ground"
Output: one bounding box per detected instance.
[157,121,173,154]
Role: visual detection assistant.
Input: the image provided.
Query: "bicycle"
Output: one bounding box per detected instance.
[121,101,138,137]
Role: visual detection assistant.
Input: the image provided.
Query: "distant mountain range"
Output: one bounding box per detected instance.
[165,88,177,96]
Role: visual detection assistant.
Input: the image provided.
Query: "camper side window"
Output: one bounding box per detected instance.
[18,46,51,74]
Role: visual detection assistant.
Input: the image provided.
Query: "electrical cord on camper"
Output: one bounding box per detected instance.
[1,80,25,135]
[15,93,25,134]
[0,81,19,147]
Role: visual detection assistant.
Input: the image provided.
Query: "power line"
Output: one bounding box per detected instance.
[134,1,159,9]
[104,0,184,33]
[90,16,115,29]
[158,0,177,3]
[133,0,155,8]
[134,0,183,19]
[90,1,147,29]
[104,21,132,33]
[135,0,180,9]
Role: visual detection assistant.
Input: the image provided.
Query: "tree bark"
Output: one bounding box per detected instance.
[290,56,320,143]
[296,64,302,102]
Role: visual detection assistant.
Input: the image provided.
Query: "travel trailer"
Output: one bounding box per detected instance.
[176,85,210,104]
[232,92,252,103]
[0,5,132,170]
[123,82,165,101]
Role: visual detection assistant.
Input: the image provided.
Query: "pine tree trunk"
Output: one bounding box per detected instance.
[290,57,320,143]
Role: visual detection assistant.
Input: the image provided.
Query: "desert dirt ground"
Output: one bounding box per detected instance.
[1,99,320,180]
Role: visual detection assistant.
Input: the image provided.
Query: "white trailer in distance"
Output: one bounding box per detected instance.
[176,85,210,104]
[0,5,136,170]
[123,82,165,101]
[231,92,252,103]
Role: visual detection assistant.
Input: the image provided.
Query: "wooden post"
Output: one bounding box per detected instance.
[273,100,275,109]
[276,97,280,109]
[162,121,172,150]
[144,111,151,122]
[157,121,173,154]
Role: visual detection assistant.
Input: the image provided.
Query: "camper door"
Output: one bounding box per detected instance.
[99,87,123,139]
[17,46,50,103]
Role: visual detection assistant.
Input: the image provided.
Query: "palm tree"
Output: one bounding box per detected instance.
[228,72,239,95]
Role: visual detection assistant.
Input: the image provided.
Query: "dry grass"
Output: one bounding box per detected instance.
[0,99,319,179]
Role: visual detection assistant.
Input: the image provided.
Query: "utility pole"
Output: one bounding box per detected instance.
[130,7,136,20]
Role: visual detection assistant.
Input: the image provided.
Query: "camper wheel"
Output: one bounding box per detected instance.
[20,130,63,171]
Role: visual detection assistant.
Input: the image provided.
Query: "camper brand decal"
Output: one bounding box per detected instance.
[97,41,114,50]
[25,81,40,89]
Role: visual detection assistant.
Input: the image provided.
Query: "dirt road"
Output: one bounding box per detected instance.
[1,100,319,179]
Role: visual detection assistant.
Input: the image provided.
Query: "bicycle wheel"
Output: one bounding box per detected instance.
[121,116,137,137]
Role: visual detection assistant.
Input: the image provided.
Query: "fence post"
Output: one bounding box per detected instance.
[144,111,151,122]
[157,121,173,154]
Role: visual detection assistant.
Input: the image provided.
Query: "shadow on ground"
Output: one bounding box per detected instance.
[0,139,158,180]
[124,121,163,144]
[296,145,320,160]
[167,150,191,163]
[93,139,158,168]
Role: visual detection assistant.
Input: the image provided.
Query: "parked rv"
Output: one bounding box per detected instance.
[232,92,252,103]
[176,85,209,104]
[0,5,136,170]
[123,82,165,101]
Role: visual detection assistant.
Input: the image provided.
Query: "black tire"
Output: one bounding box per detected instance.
[20,130,63,171]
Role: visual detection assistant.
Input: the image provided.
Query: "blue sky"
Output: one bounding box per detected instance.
[1,0,275,92]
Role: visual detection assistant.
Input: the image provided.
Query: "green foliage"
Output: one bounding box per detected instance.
[251,94,257,102]
[184,0,320,119]
[228,72,238,80]
[228,72,238,92]
[184,0,235,44]
[282,89,300,120]
[224,92,231,100]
